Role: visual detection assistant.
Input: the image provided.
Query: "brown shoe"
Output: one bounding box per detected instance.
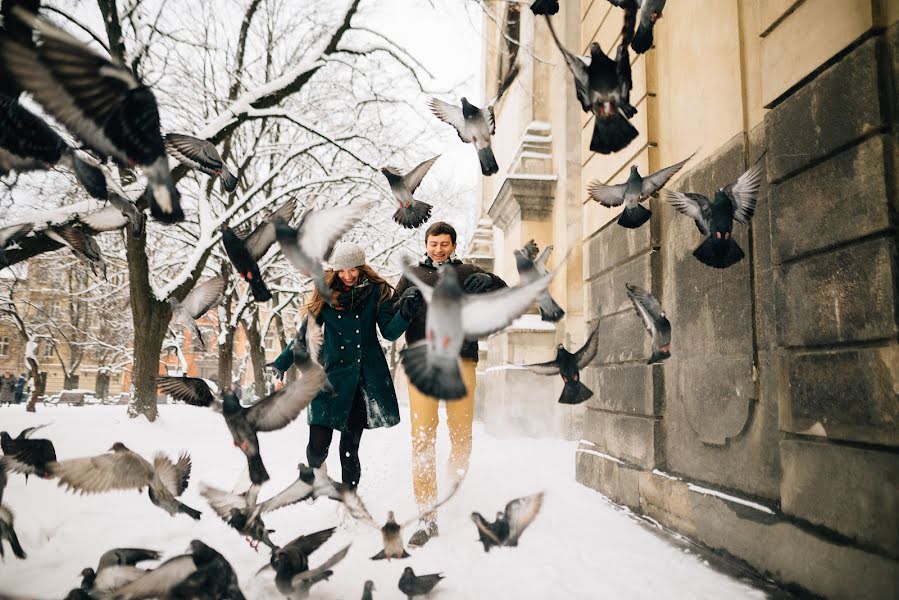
[407,520,439,548]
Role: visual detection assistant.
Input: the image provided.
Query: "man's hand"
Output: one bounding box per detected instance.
[463,272,493,294]
[398,286,425,320]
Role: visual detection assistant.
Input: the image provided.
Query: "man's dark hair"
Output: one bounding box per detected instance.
[425,221,457,244]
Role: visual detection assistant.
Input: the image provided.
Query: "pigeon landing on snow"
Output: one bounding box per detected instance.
[221,199,297,303]
[626,283,671,363]
[79,547,160,596]
[0,94,107,199]
[401,261,556,400]
[381,155,440,228]
[611,0,667,54]
[523,323,600,404]
[164,133,238,192]
[274,201,372,304]
[2,8,182,223]
[587,154,693,228]
[546,17,637,154]
[0,424,56,479]
[428,65,518,176]
[398,567,444,600]
[664,163,762,269]
[471,491,544,552]
[514,240,565,322]
[51,443,202,520]
[257,527,350,599]
[167,276,225,352]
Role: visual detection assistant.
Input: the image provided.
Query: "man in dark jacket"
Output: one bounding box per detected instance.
[13,373,26,404]
[394,221,506,547]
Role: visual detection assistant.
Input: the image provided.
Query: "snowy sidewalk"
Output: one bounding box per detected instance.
[1,405,768,599]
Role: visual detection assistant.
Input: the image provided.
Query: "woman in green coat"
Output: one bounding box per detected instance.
[272,242,421,488]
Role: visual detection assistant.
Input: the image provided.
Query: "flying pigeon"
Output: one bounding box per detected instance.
[587,154,693,228]
[0,503,25,559]
[1,8,182,223]
[625,283,670,363]
[428,64,519,176]
[362,580,376,600]
[156,375,218,407]
[664,163,762,269]
[381,155,440,228]
[104,178,146,238]
[257,528,349,599]
[44,224,108,279]
[221,199,297,303]
[0,94,107,199]
[79,548,161,596]
[0,0,38,98]
[514,240,564,322]
[343,480,462,560]
[0,424,56,479]
[398,567,444,600]
[164,133,238,192]
[471,491,544,552]
[167,276,225,352]
[400,261,556,400]
[51,443,202,520]
[199,480,276,551]
[522,323,599,404]
[0,222,31,267]
[254,463,331,516]
[546,17,637,154]
[274,201,373,304]
[530,0,560,15]
[611,0,667,54]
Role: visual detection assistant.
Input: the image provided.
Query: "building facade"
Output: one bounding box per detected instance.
[478,1,898,597]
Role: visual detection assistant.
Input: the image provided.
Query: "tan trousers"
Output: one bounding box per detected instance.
[409,358,477,513]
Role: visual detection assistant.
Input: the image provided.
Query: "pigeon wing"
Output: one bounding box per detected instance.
[626,283,663,338]
[53,452,153,494]
[280,527,336,558]
[401,478,463,529]
[0,223,33,248]
[521,358,560,376]
[545,16,591,112]
[199,483,251,521]
[723,163,762,224]
[180,276,225,319]
[257,478,316,515]
[574,322,601,369]
[291,544,350,585]
[461,271,555,339]
[164,133,223,172]
[304,316,324,366]
[246,366,326,432]
[472,512,503,545]
[428,98,471,143]
[664,190,712,235]
[153,452,191,496]
[533,245,553,274]
[403,155,441,194]
[296,201,372,263]
[398,261,435,303]
[513,249,539,284]
[245,198,298,261]
[156,376,216,407]
[80,206,129,233]
[107,554,196,599]
[641,153,694,196]
[587,181,628,207]
[505,491,544,544]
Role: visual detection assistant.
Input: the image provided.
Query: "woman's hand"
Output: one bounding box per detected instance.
[398,286,425,320]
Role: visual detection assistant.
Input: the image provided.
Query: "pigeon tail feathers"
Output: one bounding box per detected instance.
[559,380,593,405]
[393,200,433,229]
[590,114,638,154]
[617,203,652,229]
[401,343,467,400]
[692,236,745,269]
[477,146,499,176]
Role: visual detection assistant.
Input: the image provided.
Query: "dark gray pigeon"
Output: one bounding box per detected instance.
[44,224,107,279]
[80,547,160,596]
[156,375,218,407]
[471,491,544,552]
[400,261,556,400]
[625,283,670,363]
[0,94,107,199]
[52,443,202,520]
[104,180,146,238]
[398,567,444,600]
[0,503,25,559]
[274,201,372,305]
[587,154,693,228]
[428,65,518,176]
[522,323,600,404]
[530,0,559,15]
[664,163,762,269]
[104,544,200,600]
[167,276,225,352]
[514,240,564,322]
[381,155,440,228]
[361,580,375,600]
[546,17,637,154]
[2,8,182,223]
[199,479,276,551]
[1,423,56,479]
[162,541,246,600]
[611,0,667,54]
[0,222,32,267]
[164,133,238,192]
[258,528,349,599]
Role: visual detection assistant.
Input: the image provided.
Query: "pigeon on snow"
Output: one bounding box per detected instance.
[398,567,444,600]
[471,491,544,552]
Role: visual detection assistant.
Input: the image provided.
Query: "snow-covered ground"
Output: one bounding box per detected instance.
[1,404,768,599]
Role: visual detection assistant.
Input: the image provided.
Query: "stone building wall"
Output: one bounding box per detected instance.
[480,0,898,597]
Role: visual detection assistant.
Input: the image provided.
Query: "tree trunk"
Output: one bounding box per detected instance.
[127,301,170,421]
[63,372,79,390]
[245,309,266,401]
[218,323,235,392]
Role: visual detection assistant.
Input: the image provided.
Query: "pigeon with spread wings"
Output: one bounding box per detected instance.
[401,260,557,400]
[514,240,564,322]
[382,155,440,229]
[587,154,693,228]
[1,424,56,480]
[522,323,599,404]
[164,133,238,192]
[51,443,201,520]
[626,283,670,363]
[274,201,372,305]
[428,65,518,176]
[664,163,762,269]
[167,276,225,352]
[472,491,544,552]
[257,527,350,599]
[199,478,276,552]
[2,7,181,223]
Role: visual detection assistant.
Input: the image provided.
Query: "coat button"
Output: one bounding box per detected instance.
[355,315,359,319]
[357,344,361,348]
[338,315,341,319]
[340,345,344,350]
[355,329,360,334]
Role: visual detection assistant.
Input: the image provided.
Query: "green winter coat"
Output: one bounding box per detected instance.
[272,283,409,432]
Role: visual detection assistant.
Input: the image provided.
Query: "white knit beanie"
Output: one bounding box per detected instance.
[328,242,366,270]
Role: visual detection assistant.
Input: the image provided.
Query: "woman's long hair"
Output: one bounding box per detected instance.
[304,264,394,318]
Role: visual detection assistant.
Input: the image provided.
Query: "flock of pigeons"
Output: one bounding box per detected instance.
[0,0,767,598]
